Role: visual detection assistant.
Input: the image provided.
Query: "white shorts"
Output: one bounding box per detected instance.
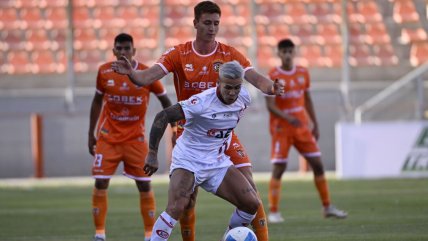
[170,153,233,194]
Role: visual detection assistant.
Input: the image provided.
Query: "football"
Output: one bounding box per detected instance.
[224,227,257,241]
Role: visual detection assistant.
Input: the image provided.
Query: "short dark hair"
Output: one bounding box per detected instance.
[194,1,221,21]
[277,39,295,50]
[114,33,133,45]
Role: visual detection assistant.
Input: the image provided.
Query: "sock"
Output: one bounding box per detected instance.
[180,207,195,241]
[268,178,281,213]
[251,193,269,241]
[92,188,108,236]
[140,191,156,239]
[228,209,256,229]
[151,211,177,241]
[314,175,331,207]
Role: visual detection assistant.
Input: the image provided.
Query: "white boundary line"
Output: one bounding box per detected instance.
[0,172,337,188]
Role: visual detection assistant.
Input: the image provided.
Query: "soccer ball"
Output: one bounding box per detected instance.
[224,227,257,241]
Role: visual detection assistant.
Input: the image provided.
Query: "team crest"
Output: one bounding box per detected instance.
[212,60,223,72]
[297,76,305,85]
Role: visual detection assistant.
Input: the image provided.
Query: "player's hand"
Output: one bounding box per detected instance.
[312,125,320,140]
[111,55,133,75]
[273,79,285,95]
[286,116,302,128]
[88,135,96,156]
[144,150,159,176]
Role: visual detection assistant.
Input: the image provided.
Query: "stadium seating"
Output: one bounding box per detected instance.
[2,0,428,76]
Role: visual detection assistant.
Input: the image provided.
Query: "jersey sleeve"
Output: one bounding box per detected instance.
[230,47,253,72]
[179,96,204,121]
[155,46,179,74]
[95,66,105,94]
[148,80,167,96]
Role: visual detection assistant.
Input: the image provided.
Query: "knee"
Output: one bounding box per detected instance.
[136,181,151,192]
[242,196,260,215]
[308,158,324,175]
[95,179,109,189]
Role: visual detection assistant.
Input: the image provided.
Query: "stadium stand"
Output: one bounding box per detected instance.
[1,0,427,78]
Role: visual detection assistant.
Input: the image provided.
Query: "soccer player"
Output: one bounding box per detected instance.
[145,61,260,241]
[88,33,175,241]
[265,39,348,223]
[112,2,284,241]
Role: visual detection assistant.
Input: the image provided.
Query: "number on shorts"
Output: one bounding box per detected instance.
[93,154,103,167]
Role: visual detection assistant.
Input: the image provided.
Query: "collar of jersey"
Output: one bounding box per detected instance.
[276,65,296,75]
[192,40,219,57]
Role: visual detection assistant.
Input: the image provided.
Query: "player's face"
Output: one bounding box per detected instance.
[218,77,243,105]
[278,47,295,67]
[194,13,220,42]
[113,41,136,61]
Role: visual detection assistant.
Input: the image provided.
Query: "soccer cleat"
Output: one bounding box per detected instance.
[144,238,151,241]
[93,236,105,241]
[323,205,348,219]
[267,212,284,223]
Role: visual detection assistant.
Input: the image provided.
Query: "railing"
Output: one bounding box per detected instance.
[354,61,428,123]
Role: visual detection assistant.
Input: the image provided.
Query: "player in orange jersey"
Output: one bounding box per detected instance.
[265,39,347,223]
[88,33,176,241]
[112,2,284,241]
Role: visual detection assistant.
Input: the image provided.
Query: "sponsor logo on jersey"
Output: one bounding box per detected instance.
[297,76,305,85]
[106,94,143,105]
[185,64,194,72]
[101,68,114,74]
[190,98,198,105]
[107,79,115,86]
[199,66,209,75]
[207,128,233,138]
[120,82,130,91]
[184,81,215,90]
[213,59,223,72]
[212,114,217,119]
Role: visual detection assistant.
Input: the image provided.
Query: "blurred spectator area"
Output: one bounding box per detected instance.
[1,0,428,76]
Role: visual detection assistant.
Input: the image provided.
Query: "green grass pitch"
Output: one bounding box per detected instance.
[0,176,427,241]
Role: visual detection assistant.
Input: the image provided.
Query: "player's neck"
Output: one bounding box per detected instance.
[280,64,293,71]
[216,87,230,105]
[193,39,217,55]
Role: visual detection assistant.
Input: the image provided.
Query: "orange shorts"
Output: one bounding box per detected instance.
[92,138,150,180]
[270,126,321,163]
[177,127,251,168]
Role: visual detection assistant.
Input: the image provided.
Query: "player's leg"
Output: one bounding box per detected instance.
[151,168,195,241]
[179,188,198,241]
[92,140,121,241]
[268,132,292,223]
[215,166,260,229]
[295,130,347,218]
[225,134,268,241]
[123,141,156,241]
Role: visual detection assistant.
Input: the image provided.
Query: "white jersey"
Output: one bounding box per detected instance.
[172,86,251,168]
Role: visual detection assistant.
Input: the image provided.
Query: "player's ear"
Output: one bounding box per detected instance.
[193,19,197,28]
[132,47,136,56]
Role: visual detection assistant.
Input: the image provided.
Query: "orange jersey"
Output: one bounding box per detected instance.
[156,41,252,101]
[268,65,311,130]
[95,61,166,143]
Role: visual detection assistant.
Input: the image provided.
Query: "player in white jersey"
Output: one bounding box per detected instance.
[143,61,260,241]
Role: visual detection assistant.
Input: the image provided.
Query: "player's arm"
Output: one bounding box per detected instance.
[265,96,302,127]
[304,91,319,140]
[245,69,284,95]
[111,56,166,86]
[156,94,178,145]
[144,103,184,176]
[88,92,103,156]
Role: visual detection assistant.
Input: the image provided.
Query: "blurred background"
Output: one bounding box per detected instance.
[0,0,427,178]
